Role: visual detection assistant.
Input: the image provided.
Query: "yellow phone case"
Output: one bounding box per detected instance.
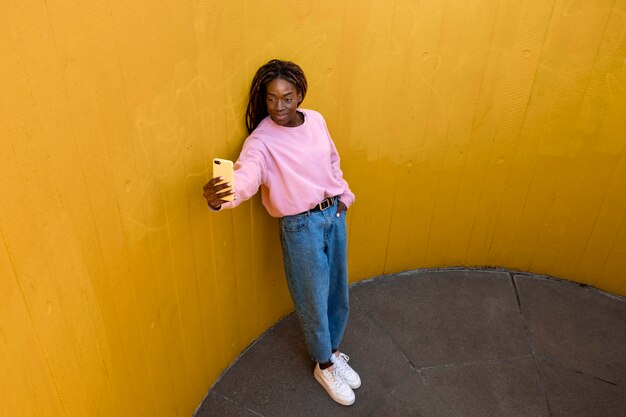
[212,158,234,202]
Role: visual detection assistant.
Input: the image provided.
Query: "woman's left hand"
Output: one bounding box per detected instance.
[336,201,348,217]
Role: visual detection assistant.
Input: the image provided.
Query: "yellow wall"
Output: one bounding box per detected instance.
[2,0,625,415]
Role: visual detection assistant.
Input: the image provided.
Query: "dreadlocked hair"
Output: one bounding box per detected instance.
[245,59,308,133]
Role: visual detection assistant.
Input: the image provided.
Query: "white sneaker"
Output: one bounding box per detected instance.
[313,363,355,406]
[330,352,362,389]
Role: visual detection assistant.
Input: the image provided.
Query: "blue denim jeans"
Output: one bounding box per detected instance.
[279,201,349,364]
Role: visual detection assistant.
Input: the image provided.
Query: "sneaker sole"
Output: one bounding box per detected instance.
[314,370,355,406]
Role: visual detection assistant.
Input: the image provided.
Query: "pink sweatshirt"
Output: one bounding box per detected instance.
[220,109,355,217]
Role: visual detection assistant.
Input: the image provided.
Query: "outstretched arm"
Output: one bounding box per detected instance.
[202,138,267,212]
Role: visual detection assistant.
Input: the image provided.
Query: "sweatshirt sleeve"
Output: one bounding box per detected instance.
[218,137,267,211]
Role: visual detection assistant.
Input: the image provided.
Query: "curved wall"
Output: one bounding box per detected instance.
[2,0,625,416]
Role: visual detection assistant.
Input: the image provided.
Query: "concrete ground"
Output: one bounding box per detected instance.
[195,269,626,417]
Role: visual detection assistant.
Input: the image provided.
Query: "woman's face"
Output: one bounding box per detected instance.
[265,78,302,127]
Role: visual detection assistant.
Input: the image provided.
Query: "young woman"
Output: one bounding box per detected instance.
[202,59,360,406]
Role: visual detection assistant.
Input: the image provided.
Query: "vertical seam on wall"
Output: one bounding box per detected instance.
[0,223,69,416]
[163,193,195,399]
[599,200,626,279]
[489,0,558,260]
[454,0,500,265]
[536,0,619,276]
[107,5,164,414]
[380,0,400,274]
[462,1,502,264]
[495,0,556,269]
[572,0,622,279]
[421,0,450,264]
[574,0,619,128]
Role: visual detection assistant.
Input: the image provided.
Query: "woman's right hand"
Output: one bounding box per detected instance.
[202,177,235,210]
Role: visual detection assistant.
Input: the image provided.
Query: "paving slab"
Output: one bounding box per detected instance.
[369,370,458,417]
[332,296,416,415]
[209,314,312,417]
[196,269,626,417]
[209,296,414,417]
[514,274,626,386]
[421,357,551,417]
[537,357,626,417]
[351,269,531,367]
[194,392,263,417]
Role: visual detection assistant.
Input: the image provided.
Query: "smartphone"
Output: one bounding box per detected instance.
[212,158,234,202]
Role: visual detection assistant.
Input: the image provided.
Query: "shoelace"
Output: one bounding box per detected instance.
[333,353,352,376]
[326,368,348,389]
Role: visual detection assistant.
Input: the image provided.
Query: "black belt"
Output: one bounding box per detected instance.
[305,197,337,214]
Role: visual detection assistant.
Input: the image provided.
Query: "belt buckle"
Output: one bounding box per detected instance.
[319,198,331,211]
